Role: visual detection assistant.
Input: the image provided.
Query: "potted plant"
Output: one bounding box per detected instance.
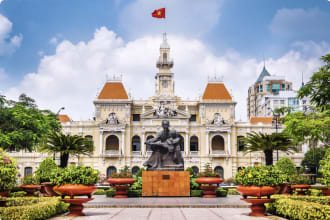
[275,157,297,194]
[107,166,135,198]
[0,149,19,197]
[20,175,41,196]
[290,174,311,195]
[195,163,223,198]
[35,157,59,196]
[50,165,98,216]
[234,165,285,216]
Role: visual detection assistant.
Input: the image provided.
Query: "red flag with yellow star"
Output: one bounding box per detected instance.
[152,8,165,18]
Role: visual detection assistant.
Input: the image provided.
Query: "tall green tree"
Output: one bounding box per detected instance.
[298,54,330,111]
[242,132,297,165]
[301,147,326,174]
[0,94,61,152]
[39,132,94,168]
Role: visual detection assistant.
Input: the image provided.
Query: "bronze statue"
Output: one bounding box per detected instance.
[143,120,184,171]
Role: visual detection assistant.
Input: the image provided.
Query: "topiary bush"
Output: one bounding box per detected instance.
[50,165,99,185]
[216,188,228,197]
[9,191,27,197]
[94,189,106,195]
[0,148,19,192]
[35,157,58,183]
[290,175,311,185]
[190,190,202,197]
[275,157,297,182]
[0,197,69,220]
[105,188,115,197]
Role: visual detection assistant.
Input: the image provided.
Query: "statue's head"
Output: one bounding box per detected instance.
[162,120,170,130]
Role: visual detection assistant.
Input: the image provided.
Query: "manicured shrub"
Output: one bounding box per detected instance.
[35,157,58,183]
[50,165,99,185]
[266,196,330,220]
[22,175,39,185]
[94,189,106,195]
[127,189,142,197]
[105,188,115,197]
[227,188,240,195]
[190,178,200,190]
[136,168,145,178]
[190,190,202,197]
[9,191,27,197]
[216,188,228,197]
[0,197,69,220]
[186,167,196,178]
[306,189,323,196]
[275,157,297,182]
[319,147,330,187]
[198,163,221,177]
[271,195,330,205]
[290,175,311,185]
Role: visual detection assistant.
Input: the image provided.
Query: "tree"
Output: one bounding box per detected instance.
[39,132,94,168]
[298,54,330,111]
[274,107,293,116]
[319,147,330,187]
[0,95,61,152]
[301,147,326,174]
[282,110,330,147]
[242,132,297,165]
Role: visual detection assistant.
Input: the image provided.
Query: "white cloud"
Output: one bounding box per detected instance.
[119,0,222,38]
[0,14,23,56]
[5,27,330,121]
[270,8,330,41]
[0,0,4,5]
[49,37,58,45]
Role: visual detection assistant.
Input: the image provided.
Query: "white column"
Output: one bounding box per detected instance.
[99,131,103,156]
[185,132,189,155]
[303,143,308,153]
[206,131,209,155]
[121,131,125,155]
[227,132,231,155]
[142,133,145,155]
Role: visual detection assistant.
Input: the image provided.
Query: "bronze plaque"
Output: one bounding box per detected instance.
[162,174,170,180]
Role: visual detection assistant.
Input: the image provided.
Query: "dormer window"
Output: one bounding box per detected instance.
[163,52,167,63]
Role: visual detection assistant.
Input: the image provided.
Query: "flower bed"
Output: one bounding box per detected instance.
[267,195,330,220]
[0,197,69,220]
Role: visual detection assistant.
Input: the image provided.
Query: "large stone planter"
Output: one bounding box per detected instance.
[291,184,311,195]
[53,184,97,216]
[0,190,10,197]
[278,182,291,195]
[20,185,41,197]
[237,185,280,216]
[107,178,135,198]
[42,182,59,197]
[321,187,330,196]
[195,177,223,198]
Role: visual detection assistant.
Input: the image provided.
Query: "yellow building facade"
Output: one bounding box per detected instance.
[10,34,308,180]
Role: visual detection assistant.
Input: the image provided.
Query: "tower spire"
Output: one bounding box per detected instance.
[301,72,305,88]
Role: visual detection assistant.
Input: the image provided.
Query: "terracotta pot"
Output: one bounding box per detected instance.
[60,198,93,216]
[20,185,41,197]
[107,178,135,198]
[241,198,275,216]
[0,190,10,197]
[53,184,97,199]
[42,182,59,197]
[321,187,330,196]
[195,177,223,198]
[291,184,311,195]
[237,185,280,199]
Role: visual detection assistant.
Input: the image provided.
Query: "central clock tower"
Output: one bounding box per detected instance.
[155,33,175,97]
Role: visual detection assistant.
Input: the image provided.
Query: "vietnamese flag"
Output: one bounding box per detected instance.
[152,8,165,18]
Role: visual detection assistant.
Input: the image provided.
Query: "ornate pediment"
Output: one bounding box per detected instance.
[206,113,231,127]
[141,103,190,119]
[99,112,126,131]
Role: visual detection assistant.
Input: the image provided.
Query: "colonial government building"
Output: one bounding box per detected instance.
[10,34,309,180]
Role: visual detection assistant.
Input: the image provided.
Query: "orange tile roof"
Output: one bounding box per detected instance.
[97,82,128,99]
[250,117,273,123]
[58,114,71,122]
[202,83,232,100]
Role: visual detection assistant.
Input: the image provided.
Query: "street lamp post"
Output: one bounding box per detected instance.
[268,108,281,162]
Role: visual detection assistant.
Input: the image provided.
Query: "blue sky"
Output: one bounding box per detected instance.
[0,0,330,120]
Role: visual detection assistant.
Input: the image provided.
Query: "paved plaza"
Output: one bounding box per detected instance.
[51,195,286,220]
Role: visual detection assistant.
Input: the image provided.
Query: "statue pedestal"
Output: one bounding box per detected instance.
[142,171,190,197]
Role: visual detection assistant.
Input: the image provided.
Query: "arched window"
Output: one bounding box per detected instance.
[237,136,245,151]
[146,135,154,151]
[178,134,184,151]
[132,166,140,175]
[24,167,32,177]
[107,166,117,178]
[192,166,199,176]
[106,135,119,151]
[212,135,225,151]
[214,166,224,178]
[190,136,198,152]
[163,52,167,63]
[132,135,141,152]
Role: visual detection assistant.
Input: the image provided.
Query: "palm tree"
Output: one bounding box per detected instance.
[242,132,297,165]
[39,132,94,168]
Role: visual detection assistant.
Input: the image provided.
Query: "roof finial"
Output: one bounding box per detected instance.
[161,32,170,48]
[301,72,304,88]
[263,53,266,68]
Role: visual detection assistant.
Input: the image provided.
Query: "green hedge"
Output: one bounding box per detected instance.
[271,195,330,205]
[105,188,115,197]
[8,191,27,197]
[227,188,240,195]
[190,190,202,197]
[128,189,142,197]
[267,196,330,220]
[216,188,228,197]
[94,189,107,195]
[0,197,69,220]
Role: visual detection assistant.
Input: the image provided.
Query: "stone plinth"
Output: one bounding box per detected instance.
[142,171,190,197]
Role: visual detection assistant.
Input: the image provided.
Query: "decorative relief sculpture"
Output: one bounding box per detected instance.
[106,112,119,125]
[143,120,184,171]
[153,102,177,118]
[212,113,224,126]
